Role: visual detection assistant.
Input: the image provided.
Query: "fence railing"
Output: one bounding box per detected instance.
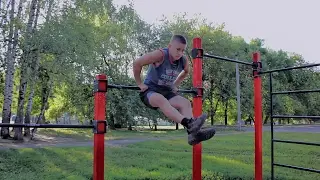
[261,65,320,179]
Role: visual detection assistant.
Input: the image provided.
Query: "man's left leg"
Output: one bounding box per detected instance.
[168,95,193,119]
[168,95,216,145]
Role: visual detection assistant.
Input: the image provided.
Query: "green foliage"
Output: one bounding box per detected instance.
[1,0,320,129]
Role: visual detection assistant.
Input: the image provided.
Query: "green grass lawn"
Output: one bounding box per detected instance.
[36,128,188,141]
[0,132,319,180]
[36,126,240,140]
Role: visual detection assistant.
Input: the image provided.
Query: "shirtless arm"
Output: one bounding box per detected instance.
[173,56,190,87]
[133,50,164,87]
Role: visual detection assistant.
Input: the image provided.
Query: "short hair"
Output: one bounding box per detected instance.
[170,34,187,44]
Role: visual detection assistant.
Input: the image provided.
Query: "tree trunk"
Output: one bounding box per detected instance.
[109,114,115,130]
[31,76,53,139]
[126,113,132,130]
[224,100,228,125]
[127,124,132,130]
[175,123,178,130]
[210,97,220,126]
[209,80,214,125]
[23,80,35,137]
[0,0,9,68]
[0,0,10,49]
[45,0,54,22]
[263,115,269,125]
[208,80,221,125]
[1,0,17,139]
[14,0,38,140]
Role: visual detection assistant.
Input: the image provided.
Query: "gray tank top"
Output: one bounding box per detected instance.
[144,48,186,89]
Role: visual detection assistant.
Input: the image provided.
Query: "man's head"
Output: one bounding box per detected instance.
[168,34,187,60]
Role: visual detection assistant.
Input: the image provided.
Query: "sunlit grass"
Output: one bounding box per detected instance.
[37,126,239,141]
[37,128,188,141]
[1,132,318,180]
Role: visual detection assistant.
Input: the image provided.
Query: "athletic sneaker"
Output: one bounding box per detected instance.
[188,127,216,145]
[186,114,207,135]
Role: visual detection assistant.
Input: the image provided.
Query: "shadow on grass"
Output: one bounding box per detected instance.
[0,147,93,180]
[0,146,247,180]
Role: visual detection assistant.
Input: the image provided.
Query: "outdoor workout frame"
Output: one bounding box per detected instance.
[0,38,264,180]
[191,37,263,180]
[109,38,263,180]
[0,75,108,180]
[260,65,320,179]
[195,37,320,179]
[2,37,318,180]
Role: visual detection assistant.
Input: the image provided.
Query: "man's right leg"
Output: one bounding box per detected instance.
[148,92,185,124]
[146,92,206,135]
[140,90,215,145]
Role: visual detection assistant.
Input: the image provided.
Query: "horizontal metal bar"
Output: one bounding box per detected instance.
[261,63,320,74]
[272,89,320,95]
[108,84,140,90]
[178,89,197,94]
[272,115,320,119]
[107,84,197,94]
[203,54,252,66]
[0,123,94,128]
[273,139,320,146]
[273,163,320,173]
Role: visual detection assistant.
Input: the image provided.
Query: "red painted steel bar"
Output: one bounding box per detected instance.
[192,37,203,180]
[93,74,107,180]
[253,52,263,180]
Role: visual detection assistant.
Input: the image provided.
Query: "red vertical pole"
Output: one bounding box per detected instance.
[192,37,203,180]
[253,52,263,180]
[93,74,107,180]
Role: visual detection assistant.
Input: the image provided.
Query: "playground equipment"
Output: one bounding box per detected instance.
[1,36,319,180]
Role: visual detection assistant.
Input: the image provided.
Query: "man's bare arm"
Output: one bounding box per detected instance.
[173,56,190,87]
[132,50,164,86]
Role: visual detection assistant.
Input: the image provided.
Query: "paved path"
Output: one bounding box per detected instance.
[242,124,320,133]
[0,125,318,150]
[0,137,160,150]
[0,132,245,150]
[0,132,174,150]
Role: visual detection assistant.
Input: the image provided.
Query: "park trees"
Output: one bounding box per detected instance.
[1,0,319,141]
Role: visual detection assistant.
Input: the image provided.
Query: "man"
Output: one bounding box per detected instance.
[133,34,215,145]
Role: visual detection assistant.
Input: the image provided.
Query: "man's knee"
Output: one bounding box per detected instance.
[148,92,170,108]
[169,96,191,110]
[181,97,192,109]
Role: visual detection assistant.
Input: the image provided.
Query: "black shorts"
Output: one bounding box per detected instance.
[139,86,177,110]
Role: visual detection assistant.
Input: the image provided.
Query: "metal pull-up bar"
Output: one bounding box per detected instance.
[260,63,320,74]
[191,48,253,66]
[0,124,95,128]
[107,84,198,95]
[203,54,252,66]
